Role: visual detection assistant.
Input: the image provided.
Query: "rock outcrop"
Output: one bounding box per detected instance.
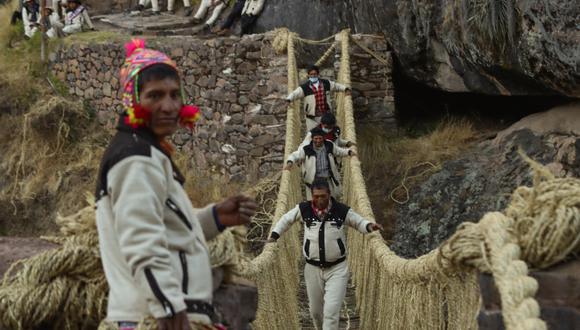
[254,0,580,97]
[392,102,580,258]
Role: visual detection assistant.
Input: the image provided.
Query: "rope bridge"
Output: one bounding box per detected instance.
[1,29,579,330]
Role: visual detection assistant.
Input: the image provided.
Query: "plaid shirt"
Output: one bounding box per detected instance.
[311,82,327,116]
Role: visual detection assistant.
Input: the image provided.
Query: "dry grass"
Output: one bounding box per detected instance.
[357,118,478,239]
[0,1,109,236]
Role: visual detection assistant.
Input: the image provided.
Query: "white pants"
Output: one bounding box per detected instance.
[194,0,225,25]
[306,116,321,131]
[24,24,38,38]
[139,0,191,11]
[304,261,349,330]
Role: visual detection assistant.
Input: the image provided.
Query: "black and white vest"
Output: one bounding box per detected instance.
[298,198,350,265]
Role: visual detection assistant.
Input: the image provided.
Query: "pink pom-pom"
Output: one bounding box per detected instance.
[125,39,146,58]
[179,105,201,129]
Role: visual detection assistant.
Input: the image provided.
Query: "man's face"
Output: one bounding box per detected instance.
[312,135,324,148]
[140,78,182,138]
[308,70,319,79]
[312,188,330,209]
[321,123,334,131]
[67,2,79,10]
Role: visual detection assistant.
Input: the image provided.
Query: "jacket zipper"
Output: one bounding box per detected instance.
[179,251,188,294]
[144,268,176,317]
[166,199,193,230]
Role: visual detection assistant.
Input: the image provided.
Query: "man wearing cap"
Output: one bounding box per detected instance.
[95,39,257,330]
[267,179,383,330]
[300,112,354,148]
[286,65,351,131]
[285,127,356,199]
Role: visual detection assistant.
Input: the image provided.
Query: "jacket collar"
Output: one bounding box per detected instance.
[116,114,185,184]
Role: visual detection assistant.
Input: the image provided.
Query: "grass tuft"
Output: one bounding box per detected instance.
[358,118,478,239]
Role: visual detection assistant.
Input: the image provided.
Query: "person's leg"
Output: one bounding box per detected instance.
[321,262,349,330]
[240,13,258,35]
[193,0,210,20]
[182,0,193,16]
[220,0,244,30]
[167,0,175,12]
[204,2,225,25]
[304,263,325,329]
[150,0,159,13]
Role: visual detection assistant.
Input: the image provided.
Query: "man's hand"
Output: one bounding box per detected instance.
[216,195,257,227]
[345,89,352,96]
[266,237,277,243]
[366,223,383,232]
[283,161,293,171]
[285,99,292,104]
[157,311,192,330]
[348,149,357,157]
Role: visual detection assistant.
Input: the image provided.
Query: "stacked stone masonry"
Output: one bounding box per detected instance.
[50,33,392,181]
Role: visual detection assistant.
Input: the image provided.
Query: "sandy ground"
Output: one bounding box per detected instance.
[0,237,57,277]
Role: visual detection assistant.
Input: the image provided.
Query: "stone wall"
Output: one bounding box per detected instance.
[50,34,289,181]
[49,33,392,181]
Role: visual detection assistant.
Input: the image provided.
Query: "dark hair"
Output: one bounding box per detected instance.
[136,63,180,95]
[311,127,325,137]
[311,178,330,192]
[307,65,320,74]
[321,112,336,125]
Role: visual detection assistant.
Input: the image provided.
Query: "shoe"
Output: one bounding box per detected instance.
[167,9,175,15]
[216,28,229,36]
[151,11,160,15]
[133,4,144,11]
[184,6,193,17]
[191,17,202,24]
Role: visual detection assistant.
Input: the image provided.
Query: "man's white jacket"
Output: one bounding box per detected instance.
[287,140,351,187]
[286,79,349,118]
[270,199,372,264]
[95,120,222,324]
[63,5,94,34]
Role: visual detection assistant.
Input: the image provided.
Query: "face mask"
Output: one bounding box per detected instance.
[309,77,319,83]
[322,127,332,133]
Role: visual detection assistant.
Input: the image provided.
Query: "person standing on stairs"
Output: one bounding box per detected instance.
[191,0,227,32]
[267,179,383,330]
[133,0,194,16]
[286,65,351,131]
[212,0,244,36]
[285,127,356,199]
[95,39,257,330]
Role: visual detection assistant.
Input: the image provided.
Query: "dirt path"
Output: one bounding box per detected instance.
[0,237,57,277]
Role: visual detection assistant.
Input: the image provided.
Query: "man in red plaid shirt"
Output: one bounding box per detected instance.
[286,65,351,130]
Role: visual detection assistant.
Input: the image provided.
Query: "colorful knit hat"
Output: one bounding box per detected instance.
[119,39,200,129]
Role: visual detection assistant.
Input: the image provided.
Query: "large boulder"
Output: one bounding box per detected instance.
[391,102,580,258]
[254,0,580,97]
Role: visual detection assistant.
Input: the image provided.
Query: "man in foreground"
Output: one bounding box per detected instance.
[267,179,383,330]
[95,39,257,330]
